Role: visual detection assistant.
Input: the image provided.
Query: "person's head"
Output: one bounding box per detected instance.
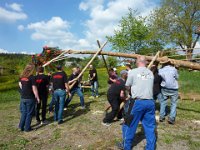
[89,64,93,69]
[37,66,44,74]
[125,63,132,70]
[20,63,35,78]
[120,70,128,80]
[136,56,147,67]
[56,65,62,71]
[76,66,81,71]
[160,56,171,67]
[72,67,78,74]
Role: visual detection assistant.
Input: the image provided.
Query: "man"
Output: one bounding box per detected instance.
[65,67,85,109]
[158,56,179,124]
[121,56,156,150]
[51,65,70,124]
[89,64,99,98]
[35,67,49,125]
[102,70,127,126]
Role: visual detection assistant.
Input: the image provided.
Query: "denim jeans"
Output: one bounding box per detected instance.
[49,93,55,112]
[65,87,85,107]
[91,81,98,97]
[19,98,35,131]
[54,89,66,122]
[160,88,178,120]
[122,100,156,150]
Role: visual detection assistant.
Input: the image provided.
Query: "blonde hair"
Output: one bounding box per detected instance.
[20,63,35,78]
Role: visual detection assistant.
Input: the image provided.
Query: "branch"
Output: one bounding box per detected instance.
[192,34,200,48]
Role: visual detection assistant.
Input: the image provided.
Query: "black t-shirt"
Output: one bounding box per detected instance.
[108,74,118,84]
[36,74,49,96]
[51,71,68,90]
[68,73,79,91]
[108,78,126,96]
[153,71,162,95]
[89,68,98,81]
[20,75,36,99]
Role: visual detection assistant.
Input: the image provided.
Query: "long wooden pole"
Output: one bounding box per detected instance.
[147,51,160,68]
[64,50,200,70]
[97,40,109,75]
[69,41,107,89]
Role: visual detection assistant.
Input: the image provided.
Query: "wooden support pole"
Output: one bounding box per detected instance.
[147,51,160,68]
[97,40,109,75]
[69,41,108,90]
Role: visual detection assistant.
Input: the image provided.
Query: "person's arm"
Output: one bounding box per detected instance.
[174,69,179,79]
[65,83,71,97]
[19,82,22,89]
[32,85,40,103]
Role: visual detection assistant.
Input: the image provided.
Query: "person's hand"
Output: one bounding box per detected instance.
[37,98,40,103]
[68,92,71,97]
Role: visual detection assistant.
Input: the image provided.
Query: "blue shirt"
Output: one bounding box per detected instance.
[158,65,179,89]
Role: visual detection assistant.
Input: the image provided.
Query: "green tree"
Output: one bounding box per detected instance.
[150,0,200,59]
[107,9,163,54]
[107,56,118,67]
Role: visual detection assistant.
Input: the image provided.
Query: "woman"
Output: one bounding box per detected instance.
[19,64,40,132]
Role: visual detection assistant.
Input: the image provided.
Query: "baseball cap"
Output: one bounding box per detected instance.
[120,70,127,75]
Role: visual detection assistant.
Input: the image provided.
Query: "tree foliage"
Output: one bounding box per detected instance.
[107,9,163,55]
[150,0,200,59]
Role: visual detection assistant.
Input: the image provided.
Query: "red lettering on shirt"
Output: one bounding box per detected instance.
[21,78,29,81]
[53,75,63,79]
[116,80,120,85]
[36,79,43,84]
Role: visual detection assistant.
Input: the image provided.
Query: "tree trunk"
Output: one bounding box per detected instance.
[64,50,200,70]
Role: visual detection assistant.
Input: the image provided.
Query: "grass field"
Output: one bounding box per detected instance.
[0,68,200,150]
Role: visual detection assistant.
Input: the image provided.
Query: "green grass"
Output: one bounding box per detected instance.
[179,70,200,93]
[0,68,200,149]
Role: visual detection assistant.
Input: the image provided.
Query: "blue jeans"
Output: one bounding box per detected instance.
[65,87,85,107]
[49,93,55,112]
[54,89,66,122]
[19,98,35,131]
[91,81,98,97]
[122,100,156,150]
[160,88,178,120]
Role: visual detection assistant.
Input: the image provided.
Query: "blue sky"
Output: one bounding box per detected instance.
[0,0,161,54]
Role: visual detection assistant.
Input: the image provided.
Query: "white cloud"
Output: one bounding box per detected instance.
[79,0,159,49]
[26,17,92,50]
[18,25,24,31]
[25,0,159,51]
[0,3,27,22]
[6,3,22,12]
[0,48,8,53]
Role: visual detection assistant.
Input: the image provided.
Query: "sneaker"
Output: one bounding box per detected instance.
[101,122,111,127]
[89,96,95,99]
[159,117,165,122]
[95,96,99,98]
[36,120,41,125]
[64,107,67,111]
[168,118,175,125]
[41,120,49,125]
[58,120,64,125]
[81,106,86,110]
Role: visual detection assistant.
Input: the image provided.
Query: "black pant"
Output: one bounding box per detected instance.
[35,94,48,122]
[103,93,120,123]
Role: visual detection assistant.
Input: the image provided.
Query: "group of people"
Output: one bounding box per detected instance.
[102,56,179,150]
[18,55,179,150]
[18,63,99,131]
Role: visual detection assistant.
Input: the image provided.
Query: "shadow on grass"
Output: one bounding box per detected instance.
[177,106,200,113]
[33,101,96,130]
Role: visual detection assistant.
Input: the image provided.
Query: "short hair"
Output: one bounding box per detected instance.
[137,56,147,65]
[37,66,44,73]
[56,65,62,70]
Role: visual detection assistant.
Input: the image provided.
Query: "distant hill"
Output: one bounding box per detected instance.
[0,53,31,75]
